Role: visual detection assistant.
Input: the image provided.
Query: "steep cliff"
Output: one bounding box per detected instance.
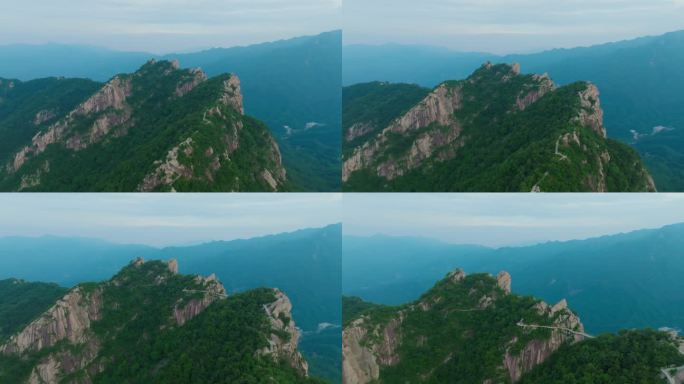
[343,63,655,192]
[342,269,586,384]
[0,259,314,383]
[0,60,289,191]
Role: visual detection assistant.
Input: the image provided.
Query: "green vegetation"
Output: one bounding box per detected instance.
[343,64,653,192]
[0,260,321,383]
[342,296,384,326]
[520,329,684,384]
[0,279,67,341]
[346,272,565,383]
[0,61,291,192]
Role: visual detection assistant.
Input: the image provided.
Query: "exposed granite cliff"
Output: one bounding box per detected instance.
[0,287,102,354]
[258,289,309,376]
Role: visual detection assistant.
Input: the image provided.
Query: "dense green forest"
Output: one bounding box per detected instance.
[0,260,320,383]
[343,64,653,192]
[0,279,67,342]
[520,329,684,384]
[0,60,290,192]
[344,272,575,383]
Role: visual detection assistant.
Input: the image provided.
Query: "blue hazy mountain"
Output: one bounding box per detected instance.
[343,223,684,335]
[343,30,684,190]
[0,31,342,191]
[0,224,341,383]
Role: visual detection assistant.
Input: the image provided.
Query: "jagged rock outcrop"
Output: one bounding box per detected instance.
[258,289,309,376]
[173,273,226,326]
[503,298,585,382]
[343,84,462,181]
[9,76,132,172]
[574,83,606,138]
[497,271,512,294]
[0,287,102,354]
[220,75,244,115]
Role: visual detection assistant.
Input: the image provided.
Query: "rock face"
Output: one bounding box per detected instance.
[497,271,512,294]
[258,289,309,376]
[343,83,462,181]
[9,76,133,172]
[173,273,226,326]
[503,299,585,382]
[0,287,102,355]
[575,83,606,138]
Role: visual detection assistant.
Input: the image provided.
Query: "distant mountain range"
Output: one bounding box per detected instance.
[343,222,684,335]
[0,31,342,191]
[344,30,684,190]
[0,224,342,383]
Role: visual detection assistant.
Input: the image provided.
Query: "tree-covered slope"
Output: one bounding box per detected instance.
[520,329,684,384]
[0,60,289,192]
[343,270,684,384]
[343,63,655,192]
[342,269,585,384]
[0,259,320,383]
[0,279,67,342]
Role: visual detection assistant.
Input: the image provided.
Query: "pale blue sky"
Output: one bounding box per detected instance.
[343,194,684,247]
[0,0,341,53]
[343,0,684,54]
[0,194,341,247]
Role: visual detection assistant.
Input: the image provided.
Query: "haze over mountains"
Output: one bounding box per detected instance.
[343,222,684,336]
[0,31,342,191]
[343,30,684,190]
[0,224,342,383]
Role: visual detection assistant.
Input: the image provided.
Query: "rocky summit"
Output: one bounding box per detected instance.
[0,258,315,384]
[342,269,586,384]
[343,63,655,192]
[0,60,288,192]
